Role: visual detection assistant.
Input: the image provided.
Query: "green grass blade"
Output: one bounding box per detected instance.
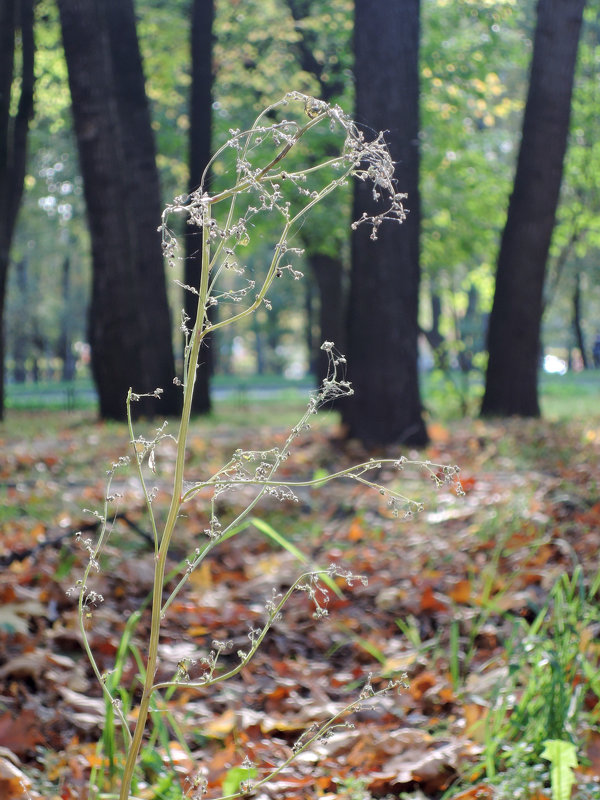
[250,516,344,599]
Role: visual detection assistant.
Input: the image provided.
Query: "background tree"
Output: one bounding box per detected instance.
[342,0,427,447]
[5,0,599,414]
[481,0,586,417]
[419,0,528,378]
[57,0,179,419]
[0,0,34,419]
[285,0,352,385]
[544,2,600,367]
[212,0,355,383]
[184,0,214,414]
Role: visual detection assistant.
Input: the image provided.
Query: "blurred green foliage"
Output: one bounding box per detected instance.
[5,0,600,398]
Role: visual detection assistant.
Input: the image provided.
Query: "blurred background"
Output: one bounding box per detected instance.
[1,0,598,433]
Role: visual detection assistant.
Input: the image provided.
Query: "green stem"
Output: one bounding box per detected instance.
[119,203,212,800]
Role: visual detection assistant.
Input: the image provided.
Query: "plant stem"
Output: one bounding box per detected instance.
[119,203,212,800]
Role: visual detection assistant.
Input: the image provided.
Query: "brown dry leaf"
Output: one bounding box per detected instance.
[3,413,600,794]
[0,649,47,681]
[410,671,438,701]
[0,710,45,756]
[369,738,464,791]
[420,585,449,612]
[584,729,600,775]
[57,687,105,731]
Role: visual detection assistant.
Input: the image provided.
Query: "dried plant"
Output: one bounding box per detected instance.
[71,93,462,800]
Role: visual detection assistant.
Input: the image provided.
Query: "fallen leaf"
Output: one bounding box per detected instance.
[0,755,42,799]
[0,711,45,756]
[410,671,438,700]
[449,579,471,604]
[450,785,494,799]
[420,585,449,612]
[0,602,45,635]
[347,518,365,541]
[428,423,450,443]
[202,709,237,739]
[0,650,47,681]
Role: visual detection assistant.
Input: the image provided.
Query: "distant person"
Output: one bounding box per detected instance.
[594,335,600,368]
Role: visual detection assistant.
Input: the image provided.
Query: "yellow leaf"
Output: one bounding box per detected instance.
[202,709,237,739]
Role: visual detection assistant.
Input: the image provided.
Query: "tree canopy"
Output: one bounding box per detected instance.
[2,0,599,428]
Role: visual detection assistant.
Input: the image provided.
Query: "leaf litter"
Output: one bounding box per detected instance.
[0,409,599,798]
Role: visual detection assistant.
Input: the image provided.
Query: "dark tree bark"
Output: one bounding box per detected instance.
[481,0,586,417]
[12,257,29,383]
[0,0,34,419]
[57,0,179,419]
[285,0,347,102]
[185,0,214,413]
[572,271,588,369]
[304,277,318,376]
[103,0,180,411]
[286,0,348,381]
[421,290,447,369]
[456,285,479,373]
[59,256,77,381]
[342,0,427,447]
[309,253,346,386]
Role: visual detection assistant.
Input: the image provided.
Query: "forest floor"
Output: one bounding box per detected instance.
[0,397,599,800]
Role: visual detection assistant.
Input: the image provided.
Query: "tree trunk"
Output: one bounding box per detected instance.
[0,0,34,419]
[342,0,427,447]
[59,256,77,381]
[103,0,180,412]
[309,253,346,387]
[285,0,349,380]
[253,312,266,376]
[57,0,178,419]
[185,0,214,413]
[422,290,447,369]
[456,285,479,373]
[481,0,586,417]
[304,277,318,377]
[12,257,29,383]
[572,271,588,369]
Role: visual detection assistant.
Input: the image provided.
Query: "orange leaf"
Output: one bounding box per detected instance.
[428,422,450,443]
[0,756,41,799]
[410,671,438,700]
[187,625,211,636]
[439,686,455,703]
[347,518,365,541]
[460,475,477,492]
[420,585,449,612]
[449,579,471,604]
[450,785,494,799]
[29,522,46,540]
